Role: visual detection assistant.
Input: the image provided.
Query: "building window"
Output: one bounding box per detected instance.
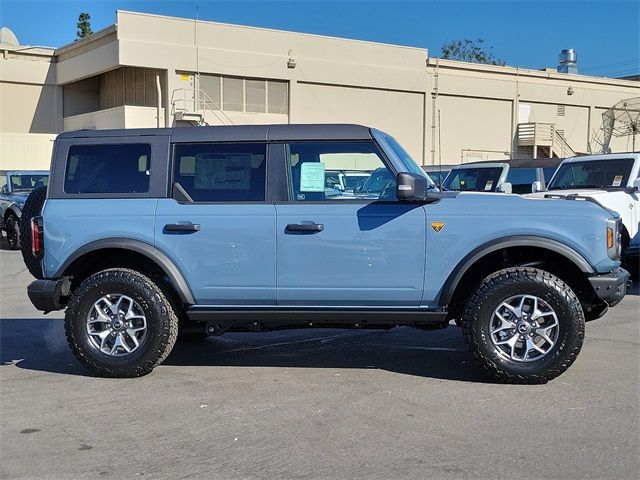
[196,73,288,115]
[557,105,566,116]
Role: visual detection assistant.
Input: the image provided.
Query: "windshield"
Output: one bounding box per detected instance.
[443,167,503,191]
[548,158,634,190]
[9,174,49,192]
[371,130,436,188]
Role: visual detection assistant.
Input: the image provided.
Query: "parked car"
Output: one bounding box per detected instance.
[442,158,562,194]
[0,170,49,249]
[23,125,628,383]
[422,164,458,186]
[529,153,639,271]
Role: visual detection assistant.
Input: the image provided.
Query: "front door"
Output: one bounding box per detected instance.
[275,141,426,307]
[155,141,276,306]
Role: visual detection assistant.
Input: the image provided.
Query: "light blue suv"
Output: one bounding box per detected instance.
[24,125,629,383]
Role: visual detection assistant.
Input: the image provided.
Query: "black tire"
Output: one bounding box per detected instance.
[462,267,585,384]
[65,268,178,378]
[19,186,47,279]
[5,214,20,250]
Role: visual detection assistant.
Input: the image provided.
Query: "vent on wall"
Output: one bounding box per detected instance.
[557,105,566,116]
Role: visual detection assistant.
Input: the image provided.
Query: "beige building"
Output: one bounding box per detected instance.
[1,10,638,170]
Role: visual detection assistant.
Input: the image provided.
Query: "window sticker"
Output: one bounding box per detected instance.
[299,162,326,192]
[485,180,493,191]
[612,175,623,187]
[194,153,251,190]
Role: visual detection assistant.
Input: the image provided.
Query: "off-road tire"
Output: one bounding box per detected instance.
[19,186,47,278]
[65,268,178,378]
[462,267,585,384]
[5,214,20,250]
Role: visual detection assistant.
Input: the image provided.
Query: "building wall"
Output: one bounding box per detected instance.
[2,10,638,171]
[0,45,60,168]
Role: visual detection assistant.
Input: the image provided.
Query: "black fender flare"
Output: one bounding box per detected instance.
[437,235,596,306]
[54,238,195,305]
[4,203,22,220]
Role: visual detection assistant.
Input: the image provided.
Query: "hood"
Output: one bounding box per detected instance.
[527,189,614,198]
[5,192,29,205]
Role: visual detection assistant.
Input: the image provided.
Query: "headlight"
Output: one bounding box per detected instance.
[606,218,622,260]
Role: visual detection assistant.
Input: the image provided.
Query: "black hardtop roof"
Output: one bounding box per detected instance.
[56,124,373,142]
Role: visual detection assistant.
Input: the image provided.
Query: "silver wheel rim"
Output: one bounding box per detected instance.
[489,294,559,363]
[86,294,147,356]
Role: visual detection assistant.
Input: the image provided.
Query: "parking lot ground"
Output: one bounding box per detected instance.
[1,246,639,480]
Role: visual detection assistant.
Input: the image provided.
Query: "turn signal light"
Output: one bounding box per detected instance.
[607,227,614,249]
[31,216,43,258]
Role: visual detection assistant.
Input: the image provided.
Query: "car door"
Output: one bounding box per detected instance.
[274,141,426,307]
[155,141,276,306]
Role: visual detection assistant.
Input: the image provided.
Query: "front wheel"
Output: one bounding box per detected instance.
[5,214,20,249]
[462,267,585,384]
[65,268,178,377]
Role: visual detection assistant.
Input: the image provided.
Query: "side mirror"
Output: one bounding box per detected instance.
[334,184,345,192]
[633,177,640,191]
[498,182,512,194]
[396,172,427,201]
[0,185,7,194]
[531,181,543,193]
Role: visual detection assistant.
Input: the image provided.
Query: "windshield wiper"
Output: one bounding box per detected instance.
[548,184,603,190]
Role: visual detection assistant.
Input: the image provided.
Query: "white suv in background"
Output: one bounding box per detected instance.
[529,153,640,271]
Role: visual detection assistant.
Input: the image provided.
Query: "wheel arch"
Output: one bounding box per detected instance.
[438,235,596,307]
[55,238,195,305]
[4,204,21,220]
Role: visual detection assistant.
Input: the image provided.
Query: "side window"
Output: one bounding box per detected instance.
[0,175,7,192]
[286,142,395,201]
[64,144,151,194]
[506,167,537,194]
[173,143,266,202]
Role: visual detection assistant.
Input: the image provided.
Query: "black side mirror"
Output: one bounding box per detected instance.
[396,172,428,201]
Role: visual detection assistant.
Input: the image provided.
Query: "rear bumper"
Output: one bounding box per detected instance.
[27,278,70,312]
[588,267,630,307]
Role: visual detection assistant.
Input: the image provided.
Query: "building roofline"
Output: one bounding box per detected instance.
[428,57,640,87]
[115,9,427,54]
[54,25,117,56]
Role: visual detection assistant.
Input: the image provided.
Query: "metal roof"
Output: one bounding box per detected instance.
[57,124,373,142]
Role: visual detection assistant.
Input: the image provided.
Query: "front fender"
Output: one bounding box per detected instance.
[436,235,595,306]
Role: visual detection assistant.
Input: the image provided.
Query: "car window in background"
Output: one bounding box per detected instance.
[9,174,49,191]
[548,158,635,190]
[542,167,557,185]
[443,167,503,191]
[343,173,369,191]
[506,167,537,194]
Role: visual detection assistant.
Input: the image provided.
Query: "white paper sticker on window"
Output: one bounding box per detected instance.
[612,175,623,187]
[194,153,251,190]
[485,180,493,191]
[299,162,326,192]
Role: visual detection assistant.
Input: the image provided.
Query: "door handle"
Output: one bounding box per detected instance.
[163,222,201,233]
[285,223,324,234]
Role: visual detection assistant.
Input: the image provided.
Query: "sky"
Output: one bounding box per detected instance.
[1,0,638,77]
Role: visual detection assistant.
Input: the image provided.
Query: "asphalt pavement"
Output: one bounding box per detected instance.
[1,245,638,479]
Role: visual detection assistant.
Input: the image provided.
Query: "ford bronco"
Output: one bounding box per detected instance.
[528,153,640,272]
[23,125,629,382]
[0,170,49,249]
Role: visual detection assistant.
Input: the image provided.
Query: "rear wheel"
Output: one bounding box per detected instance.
[463,267,584,384]
[5,214,20,249]
[65,268,178,377]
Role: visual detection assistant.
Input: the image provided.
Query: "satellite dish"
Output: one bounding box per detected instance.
[0,27,20,46]
[590,97,640,153]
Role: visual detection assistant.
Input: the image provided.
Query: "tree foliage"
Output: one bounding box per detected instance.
[441,39,505,66]
[76,12,93,40]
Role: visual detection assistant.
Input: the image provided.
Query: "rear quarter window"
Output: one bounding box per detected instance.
[64,144,151,194]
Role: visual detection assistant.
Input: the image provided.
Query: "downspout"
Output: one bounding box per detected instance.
[156,72,162,128]
[430,58,439,165]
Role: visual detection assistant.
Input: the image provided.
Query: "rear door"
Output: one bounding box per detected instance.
[274,140,426,307]
[155,141,276,306]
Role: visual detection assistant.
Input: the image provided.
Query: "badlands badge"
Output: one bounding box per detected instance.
[431,221,445,233]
